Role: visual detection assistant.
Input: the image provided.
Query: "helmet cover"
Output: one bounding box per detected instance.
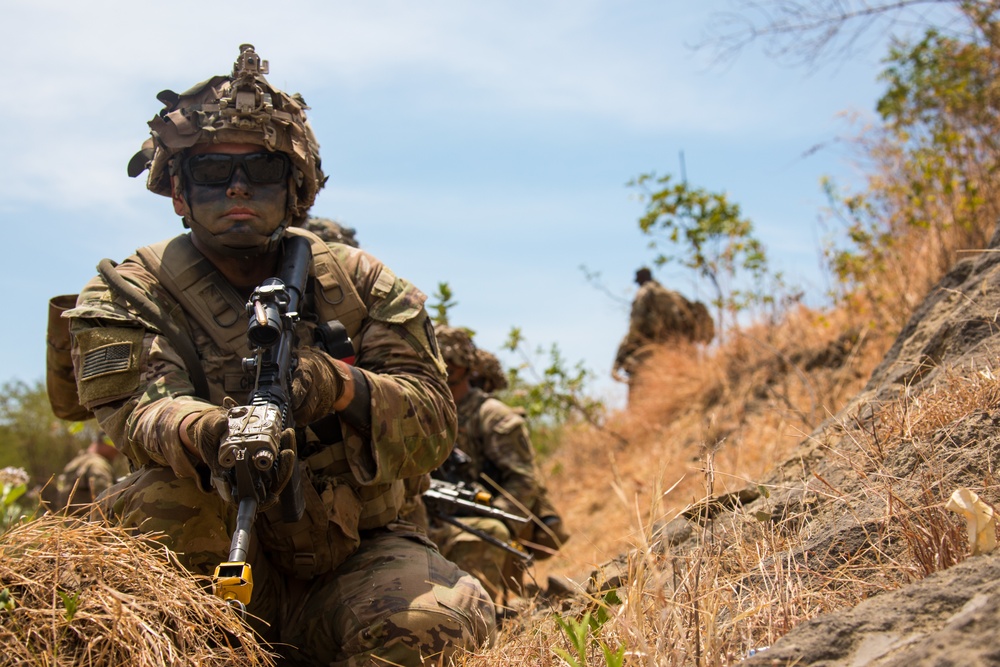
[434,325,478,369]
[128,44,326,223]
[295,216,360,247]
[471,348,508,392]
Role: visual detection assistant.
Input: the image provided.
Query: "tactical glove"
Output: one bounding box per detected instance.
[259,427,298,512]
[186,406,230,477]
[291,347,350,425]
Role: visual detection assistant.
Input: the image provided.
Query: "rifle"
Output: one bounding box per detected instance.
[423,477,533,563]
[212,235,311,614]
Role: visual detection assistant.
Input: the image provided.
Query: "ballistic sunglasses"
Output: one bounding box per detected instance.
[183,152,290,186]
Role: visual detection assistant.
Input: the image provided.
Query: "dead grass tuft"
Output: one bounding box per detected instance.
[0,514,274,667]
[531,304,894,590]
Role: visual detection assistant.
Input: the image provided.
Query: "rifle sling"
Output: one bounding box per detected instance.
[96,258,211,402]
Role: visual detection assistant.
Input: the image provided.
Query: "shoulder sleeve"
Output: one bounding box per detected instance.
[478,398,540,515]
[325,246,456,485]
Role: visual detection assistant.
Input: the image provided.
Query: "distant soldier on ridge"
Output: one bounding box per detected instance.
[613,267,714,399]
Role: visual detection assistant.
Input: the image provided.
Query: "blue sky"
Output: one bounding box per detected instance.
[3,0,909,407]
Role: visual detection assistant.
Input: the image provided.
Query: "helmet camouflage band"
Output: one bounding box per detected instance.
[434,325,478,369]
[127,44,326,223]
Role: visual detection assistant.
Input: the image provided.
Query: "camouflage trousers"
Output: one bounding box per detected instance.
[97,465,496,665]
[428,517,520,602]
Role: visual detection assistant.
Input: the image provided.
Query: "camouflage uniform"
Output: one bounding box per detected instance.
[613,273,702,380]
[55,449,116,513]
[429,328,568,600]
[66,45,494,665]
[427,513,514,602]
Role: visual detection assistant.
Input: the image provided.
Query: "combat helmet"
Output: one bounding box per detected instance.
[434,325,477,369]
[296,216,360,248]
[471,348,508,392]
[128,44,327,254]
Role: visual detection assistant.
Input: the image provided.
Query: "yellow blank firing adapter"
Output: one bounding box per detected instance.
[213,561,254,611]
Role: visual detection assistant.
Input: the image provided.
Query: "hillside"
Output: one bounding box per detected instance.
[469,233,1000,664]
[733,227,1000,664]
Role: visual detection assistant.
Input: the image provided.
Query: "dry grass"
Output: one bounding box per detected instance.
[7,231,996,667]
[827,110,1000,337]
[3,307,990,667]
[855,368,1000,465]
[0,514,274,667]
[461,294,1000,665]
[531,304,892,590]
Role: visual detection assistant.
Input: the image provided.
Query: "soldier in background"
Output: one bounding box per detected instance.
[294,216,449,544]
[613,267,714,400]
[55,428,119,514]
[430,326,569,602]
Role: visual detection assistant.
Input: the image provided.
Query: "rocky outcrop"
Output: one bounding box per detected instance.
[732,227,1000,665]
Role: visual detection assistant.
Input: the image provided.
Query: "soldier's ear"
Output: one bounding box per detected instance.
[171,175,189,216]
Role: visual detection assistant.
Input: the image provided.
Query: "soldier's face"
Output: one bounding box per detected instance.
[173,142,289,247]
[445,362,470,391]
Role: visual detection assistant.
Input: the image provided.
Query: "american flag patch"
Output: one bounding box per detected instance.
[81,342,132,379]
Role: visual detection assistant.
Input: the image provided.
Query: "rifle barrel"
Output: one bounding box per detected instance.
[424,480,528,524]
[228,495,258,564]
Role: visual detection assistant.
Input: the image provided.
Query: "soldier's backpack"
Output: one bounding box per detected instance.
[644,286,714,345]
[640,287,690,341]
[689,300,715,344]
[46,294,92,421]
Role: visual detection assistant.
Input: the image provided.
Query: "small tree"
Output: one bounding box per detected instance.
[629,172,778,336]
[699,0,975,70]
[822,7,1000,326]
[427,285,611,452]
[430,282,458,326]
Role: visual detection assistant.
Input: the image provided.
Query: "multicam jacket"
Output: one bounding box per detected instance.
[65,228,455,574]
[454,387,541,524]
